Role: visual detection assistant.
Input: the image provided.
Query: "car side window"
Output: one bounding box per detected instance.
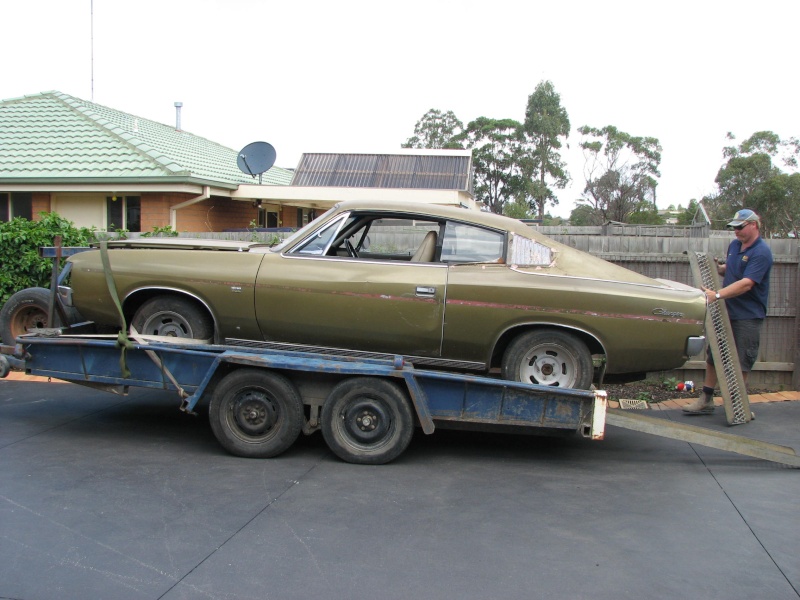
[440,221,505,263]
[290,216,345,256]
[357,218,439,260]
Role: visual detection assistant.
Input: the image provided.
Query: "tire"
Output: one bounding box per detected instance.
[321,377,414,465]
[131,296,213,341]
[501,329,593,390]
[208,369,304,458]
[0,287,82,344]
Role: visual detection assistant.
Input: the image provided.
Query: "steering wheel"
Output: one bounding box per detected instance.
[345,240,358,258]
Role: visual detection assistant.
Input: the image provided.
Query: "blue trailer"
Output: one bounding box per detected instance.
[0,332,607,464]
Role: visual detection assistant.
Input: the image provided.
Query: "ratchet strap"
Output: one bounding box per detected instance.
[98,242,188,397]
[99,241,133,378]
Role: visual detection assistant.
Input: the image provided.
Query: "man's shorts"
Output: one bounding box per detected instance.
[706,318,764,372]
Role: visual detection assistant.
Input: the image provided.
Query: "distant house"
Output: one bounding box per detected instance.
[0,91,476,233]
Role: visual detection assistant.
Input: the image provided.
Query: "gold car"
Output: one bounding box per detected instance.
[58,200,705,389]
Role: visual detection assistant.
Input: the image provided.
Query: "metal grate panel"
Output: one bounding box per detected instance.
[688,252,751,425]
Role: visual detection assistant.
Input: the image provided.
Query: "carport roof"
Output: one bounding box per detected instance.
[0,91,293,188]
[292,151,473,193]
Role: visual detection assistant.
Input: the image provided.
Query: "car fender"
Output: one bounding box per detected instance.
[490,321,607,367]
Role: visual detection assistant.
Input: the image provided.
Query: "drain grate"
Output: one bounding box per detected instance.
[618,398,650,410]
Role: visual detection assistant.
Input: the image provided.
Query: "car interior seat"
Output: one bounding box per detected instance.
[411,231,438,262]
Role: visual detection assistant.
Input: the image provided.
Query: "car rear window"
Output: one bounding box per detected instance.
[440,222,505,263]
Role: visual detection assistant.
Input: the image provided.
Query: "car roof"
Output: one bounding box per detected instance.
[331,200,534,235]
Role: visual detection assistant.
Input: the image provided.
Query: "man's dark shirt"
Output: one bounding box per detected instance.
[723,236,773,320]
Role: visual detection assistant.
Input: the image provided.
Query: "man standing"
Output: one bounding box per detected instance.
[683,209,773,415]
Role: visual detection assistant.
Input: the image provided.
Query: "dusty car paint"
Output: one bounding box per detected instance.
[63,200,706,384]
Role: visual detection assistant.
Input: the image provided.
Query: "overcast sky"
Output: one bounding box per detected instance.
[2,0,797,217]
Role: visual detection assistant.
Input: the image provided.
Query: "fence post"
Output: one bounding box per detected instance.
[793,244,800,391]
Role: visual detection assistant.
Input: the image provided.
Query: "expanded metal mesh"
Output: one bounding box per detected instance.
[692,252,749,424]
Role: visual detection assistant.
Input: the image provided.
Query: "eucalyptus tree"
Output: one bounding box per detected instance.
[522,81,571,220]
[402,109,465,149]
[577,125,661,223]
[458,117,525,215]
[704,131,800,235]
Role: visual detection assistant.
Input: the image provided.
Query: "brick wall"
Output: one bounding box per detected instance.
[138,193,259,232]
[174,197,259,232]
[140,193,172,231]
[31,193,51,219]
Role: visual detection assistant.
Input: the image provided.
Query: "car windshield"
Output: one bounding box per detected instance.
[270,205,339,253]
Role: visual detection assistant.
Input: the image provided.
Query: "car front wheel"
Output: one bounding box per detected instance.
[131,296,213,341]
[501,330,593,390]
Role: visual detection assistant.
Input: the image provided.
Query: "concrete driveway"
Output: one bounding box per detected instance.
[1,379,798,600]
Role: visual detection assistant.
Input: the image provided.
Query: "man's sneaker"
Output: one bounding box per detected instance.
[682,394,715,415]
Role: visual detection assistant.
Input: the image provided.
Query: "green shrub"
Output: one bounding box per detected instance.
[0,213,95,306]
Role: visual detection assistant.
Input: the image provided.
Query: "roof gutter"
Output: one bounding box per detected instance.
[170,185,211,229]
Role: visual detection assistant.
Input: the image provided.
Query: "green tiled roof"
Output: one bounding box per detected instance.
[0,91,292,187]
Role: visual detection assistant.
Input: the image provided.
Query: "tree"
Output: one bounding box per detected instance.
[627,209,665,225]
[568,204,597,226]
[402,109,464,149]
[503,196,534,220]
[704,131,800,235]
[676,199,701,225]
[521,81,571,220]
[458,117,525,214]
[577,125,661,223]
[0,213,94,306]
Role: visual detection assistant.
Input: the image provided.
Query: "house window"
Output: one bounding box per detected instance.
[106,196,141,232]
[0,193,33,221]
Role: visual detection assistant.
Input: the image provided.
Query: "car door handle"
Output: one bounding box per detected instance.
[415,286,436,297]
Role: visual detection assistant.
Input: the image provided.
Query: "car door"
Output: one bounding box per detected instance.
[254,214,448,357]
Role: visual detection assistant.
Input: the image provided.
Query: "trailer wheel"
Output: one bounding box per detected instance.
[209,369,303,458]
[131,296,213,341]
[0,287,81,344]
[501,329,593,389]
[321,377,414,465]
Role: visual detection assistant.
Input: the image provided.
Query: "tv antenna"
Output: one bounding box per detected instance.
[237,141,276,185]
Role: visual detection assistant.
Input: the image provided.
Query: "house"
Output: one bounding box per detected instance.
[0,91,298,232]
[0,91,477,233]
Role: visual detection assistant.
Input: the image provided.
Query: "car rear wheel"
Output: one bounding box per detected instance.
[321,377,414,465]
[0,287,82,344]
[208,369,304,458]
[131,296,213,341]
[501,330,593,389]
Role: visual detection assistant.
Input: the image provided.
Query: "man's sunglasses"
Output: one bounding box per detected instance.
[733,222,752,231]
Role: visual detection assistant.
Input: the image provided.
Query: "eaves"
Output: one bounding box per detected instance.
[0,176,240,192]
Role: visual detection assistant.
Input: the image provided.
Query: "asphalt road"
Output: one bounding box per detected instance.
[1,380,798,600]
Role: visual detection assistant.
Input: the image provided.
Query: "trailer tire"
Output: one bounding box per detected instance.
[209,369,303,458]
[131,296,213,341]
[501,329,593,389]
[0,287,81,344]
[321,377,414,465]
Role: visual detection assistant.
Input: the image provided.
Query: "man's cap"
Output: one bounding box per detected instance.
[727,209,760,227]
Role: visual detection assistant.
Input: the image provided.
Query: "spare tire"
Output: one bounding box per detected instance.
[0,287,82,344]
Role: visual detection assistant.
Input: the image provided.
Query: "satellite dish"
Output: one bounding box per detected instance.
[237,141,276,184]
